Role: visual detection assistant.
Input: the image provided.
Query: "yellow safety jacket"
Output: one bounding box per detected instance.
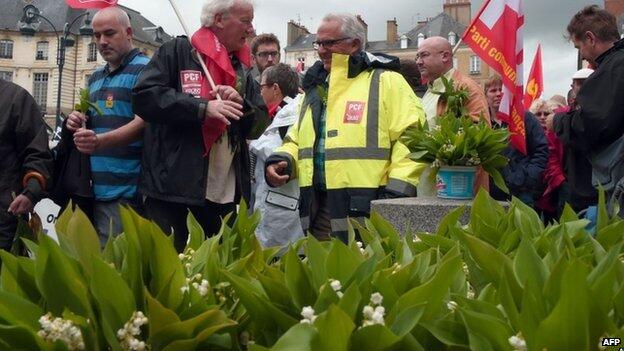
[270,52,426,237]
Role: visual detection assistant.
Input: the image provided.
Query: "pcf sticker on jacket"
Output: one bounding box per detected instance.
[180,70,203,98]
[343,101,366,124]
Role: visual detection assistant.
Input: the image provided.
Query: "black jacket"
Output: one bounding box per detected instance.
[554,39,624,199]
[132,37,258,206]
[490,112,548,204]
[0,79,53,243]
[554,39,624,153]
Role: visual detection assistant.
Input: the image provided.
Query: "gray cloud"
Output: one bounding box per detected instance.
[119,0,604,97]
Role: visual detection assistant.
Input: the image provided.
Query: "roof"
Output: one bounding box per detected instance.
[0,1,171,46]
[285,12,468,53]
[284,33,316,52]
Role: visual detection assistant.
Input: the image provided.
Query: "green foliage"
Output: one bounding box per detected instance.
[400,76,510,192]
[74,88,103,117]
[0,189,622,350]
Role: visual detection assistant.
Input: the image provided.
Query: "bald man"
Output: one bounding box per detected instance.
[65,6,149,245]
[415,36,489,196]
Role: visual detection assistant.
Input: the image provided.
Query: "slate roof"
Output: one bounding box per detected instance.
[284,33,316,52]
[1,0,171,46]
[284,12,467,53]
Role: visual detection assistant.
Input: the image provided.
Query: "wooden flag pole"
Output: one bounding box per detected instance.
[452,37,463,55]
[167,0,221,100]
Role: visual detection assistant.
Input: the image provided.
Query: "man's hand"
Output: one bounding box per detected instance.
[67,111,87,132]
[266,161,290,187]
[211,85,243,104]
[205,100,243,126]
[74,128,99,154]
[546,114,555,131]
[8,195,34,215]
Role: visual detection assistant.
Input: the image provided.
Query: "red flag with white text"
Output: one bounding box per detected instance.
[462,0,527,154]
[65,0,118,9]
[524,44,543,109]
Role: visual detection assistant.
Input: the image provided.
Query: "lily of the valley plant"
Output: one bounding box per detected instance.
[400,76,510,192]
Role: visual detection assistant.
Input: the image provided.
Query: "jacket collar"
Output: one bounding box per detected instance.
[595,38,624,67]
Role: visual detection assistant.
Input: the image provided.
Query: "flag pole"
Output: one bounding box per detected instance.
[167,0,221,101]
[452,38,463,55]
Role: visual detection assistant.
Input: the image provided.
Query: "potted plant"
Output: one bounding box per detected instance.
[401,77,509,199]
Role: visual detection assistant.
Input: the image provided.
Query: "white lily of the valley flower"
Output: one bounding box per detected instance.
[362,305,374,319]
[370,292,383,306]
[508,334,527,351]
[329,279,342,292]
[300,306,317,324]
[447,301,458,311]
[38,313,85,350]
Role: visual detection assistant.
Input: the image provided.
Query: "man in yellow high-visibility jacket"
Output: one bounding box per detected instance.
[266,13,426,241]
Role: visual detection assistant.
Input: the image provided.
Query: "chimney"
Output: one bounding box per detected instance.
[287,20,310,46]
[356,15,369,44]
[443,0,472,26]
[387,18,398,44]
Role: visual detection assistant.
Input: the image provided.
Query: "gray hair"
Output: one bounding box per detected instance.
[262,63,299,98]
[200,0,254,27]
[322,13,366,49]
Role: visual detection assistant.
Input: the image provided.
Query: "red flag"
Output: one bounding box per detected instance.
[462,0,527,154]
[523,44,543,109]
[65,0,118,9]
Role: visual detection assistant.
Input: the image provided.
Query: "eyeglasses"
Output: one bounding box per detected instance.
[535,111,551,117]
[312,37,351,49]
[256,51,279,59]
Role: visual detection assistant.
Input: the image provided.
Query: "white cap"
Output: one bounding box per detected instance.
[572,68,594,80]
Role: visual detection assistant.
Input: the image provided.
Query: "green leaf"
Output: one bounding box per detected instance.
[390,303,426,337]
[311,305,355,351]
[90,257,136,348]
[149,223,186,311]
[186,212,205,251]
[513,237,548,289]
[146,290,181,336]
[325,239,362,284]
[269,323,318,351]
[55,205,100,276]
[459,309,513,351]
[535,260,590,351]
[34,234,93,318]
[284,247,317,309]
[421,319,469,347]
[0,290,43,330]
[0,324,47,350]
[350,324,401,351]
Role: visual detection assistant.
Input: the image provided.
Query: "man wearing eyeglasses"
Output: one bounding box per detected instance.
[249,33,281,82]
[416,36,490,196]
[265,13,426,242]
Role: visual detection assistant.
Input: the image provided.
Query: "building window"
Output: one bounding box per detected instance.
[470,55,481,74]
[36,41,49,60]
[33,73,49,110]
[0,71,12,82]
[87,43,97,62]
[0,40,13,59]
[448,32,457,46]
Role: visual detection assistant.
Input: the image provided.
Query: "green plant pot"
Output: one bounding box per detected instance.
[436,165,477,199]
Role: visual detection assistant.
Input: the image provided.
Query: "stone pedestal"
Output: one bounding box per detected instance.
[370,197,476,234]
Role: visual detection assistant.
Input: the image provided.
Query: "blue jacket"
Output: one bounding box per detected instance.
[490,112,548,205]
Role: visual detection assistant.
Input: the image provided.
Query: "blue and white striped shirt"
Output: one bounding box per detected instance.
[88,48,149,201]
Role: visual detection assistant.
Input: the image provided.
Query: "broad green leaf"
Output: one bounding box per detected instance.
[186,212,205,251]
[150,308,235,350]
[269,323,318,351]
[0,251,40,302]
[390,303,426,337]
[0,324,47,350]
[311,305,355,351]
[350,324,400,351]
[513,238,548,289]
[284,247,317,309]
[456,230,512,286]
[459,309,513,351]
[146,290,181,336]
[535,260,590,351]
[336,282,362,320]
[421,319,469,347]
[149,223,186,311]
[34,234,93,317]
[326,239,362,283]
[0,290,43,330]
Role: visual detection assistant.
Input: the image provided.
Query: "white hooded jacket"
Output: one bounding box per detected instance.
[249,94,304,248]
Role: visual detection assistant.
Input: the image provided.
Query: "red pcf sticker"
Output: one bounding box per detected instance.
[343,101,366,124]
[180,70,203,98]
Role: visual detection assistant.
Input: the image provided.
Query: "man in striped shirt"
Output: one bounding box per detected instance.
[67,7,149,245]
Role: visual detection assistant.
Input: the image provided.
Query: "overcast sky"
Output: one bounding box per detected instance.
[118,0,604,98]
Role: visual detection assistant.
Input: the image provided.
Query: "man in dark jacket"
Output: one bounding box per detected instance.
[0,79,53,250]
[132,0,257,251]
[547,5,624,212]
[485,75,548,206]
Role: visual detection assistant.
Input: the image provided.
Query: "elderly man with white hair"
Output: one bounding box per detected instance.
[132,0,259,252]
[265,13,426,242]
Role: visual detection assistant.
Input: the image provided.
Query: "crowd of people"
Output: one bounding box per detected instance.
[1,1,623,252]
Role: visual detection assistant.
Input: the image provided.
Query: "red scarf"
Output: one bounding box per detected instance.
[190,27,251,154]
